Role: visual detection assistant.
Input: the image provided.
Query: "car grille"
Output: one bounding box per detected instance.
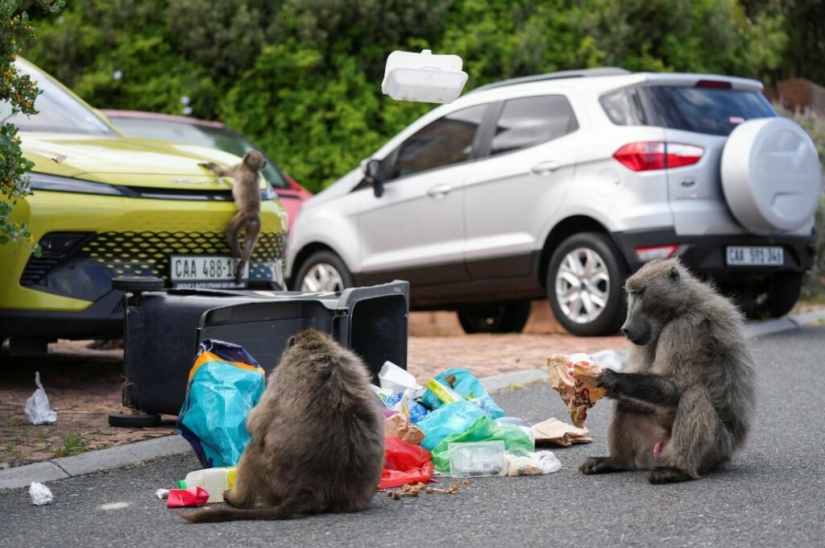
[21,231,286,301]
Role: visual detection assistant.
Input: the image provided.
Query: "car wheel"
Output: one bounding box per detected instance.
[457,301,532,334]
[547,232,627,337]
[759,272,804,319]
[294,251,353,293]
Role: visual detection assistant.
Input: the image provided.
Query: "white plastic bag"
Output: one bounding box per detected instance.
[29,482,53,506]
[505,451,562,476]
[24,372,57,425]
[378,361,421,394]
[590,350,624,372]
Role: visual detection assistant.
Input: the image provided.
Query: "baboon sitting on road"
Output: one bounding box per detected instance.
[580,258,756,484]
[181,329,385,522]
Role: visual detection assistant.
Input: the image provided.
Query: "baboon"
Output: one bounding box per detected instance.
[579,258,756,484]
[181,328,385,523]
[199,151,266,284]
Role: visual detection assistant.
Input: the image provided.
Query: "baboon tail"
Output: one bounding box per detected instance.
[179,504,299,523]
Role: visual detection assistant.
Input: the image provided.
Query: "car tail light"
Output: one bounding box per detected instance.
[635,245,678,262]
[613,142,704,172]
[695,79,732,89]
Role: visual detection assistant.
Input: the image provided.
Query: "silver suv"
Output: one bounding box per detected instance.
[287,68,821,336]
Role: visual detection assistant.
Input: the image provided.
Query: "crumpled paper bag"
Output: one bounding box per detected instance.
[384,413,425,445]
[532,417,593,446]
[25,371,58,425]
[547,354,605,428]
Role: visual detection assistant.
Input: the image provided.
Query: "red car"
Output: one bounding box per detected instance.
[100,110,312,231]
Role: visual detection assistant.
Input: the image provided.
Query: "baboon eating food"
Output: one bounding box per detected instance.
[579,258,756,484]
[181,329,385,523]
[199,151,266,284]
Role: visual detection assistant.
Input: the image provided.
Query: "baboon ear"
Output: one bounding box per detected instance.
[669,266,680,282]
[287,335,297,348]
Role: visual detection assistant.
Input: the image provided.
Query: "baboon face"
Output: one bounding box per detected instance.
[621,260,684,345]
[243,151,267,171]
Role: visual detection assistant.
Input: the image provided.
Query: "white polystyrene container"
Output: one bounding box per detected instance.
[382,49,469,104]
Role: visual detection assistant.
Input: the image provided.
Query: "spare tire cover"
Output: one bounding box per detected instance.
[721,117,821,234]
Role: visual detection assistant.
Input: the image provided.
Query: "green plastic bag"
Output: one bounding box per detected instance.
[430,415,535,473]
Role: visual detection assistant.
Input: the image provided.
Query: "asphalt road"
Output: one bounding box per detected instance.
[2,326,824,548]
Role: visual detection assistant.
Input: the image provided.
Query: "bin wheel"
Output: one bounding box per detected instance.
[112,276,165,293]
[108,412,162,428]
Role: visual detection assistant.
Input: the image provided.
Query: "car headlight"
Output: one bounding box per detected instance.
[29,173,131,196]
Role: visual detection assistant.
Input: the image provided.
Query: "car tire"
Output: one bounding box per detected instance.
[293,251,353,293]
[759,272,804,319]
[457,301,532,334]
[546,232,627,337]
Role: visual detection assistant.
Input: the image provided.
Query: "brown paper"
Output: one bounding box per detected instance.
[532,417,593,447]
[547,354,606,428]
[384,413,425,445]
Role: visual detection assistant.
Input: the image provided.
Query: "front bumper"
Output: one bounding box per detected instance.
[612,228,817,282]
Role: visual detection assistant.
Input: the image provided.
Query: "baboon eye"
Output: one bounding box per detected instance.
[630,287,646,297]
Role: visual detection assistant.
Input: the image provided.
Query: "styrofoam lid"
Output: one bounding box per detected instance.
[382,49,468,104]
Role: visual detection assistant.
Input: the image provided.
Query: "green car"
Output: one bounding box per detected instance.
[0,58,287,353]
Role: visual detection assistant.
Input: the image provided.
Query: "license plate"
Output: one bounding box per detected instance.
[170,255,249,287]
[725,246,784,266]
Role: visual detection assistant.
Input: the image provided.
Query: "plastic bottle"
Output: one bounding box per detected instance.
[177,467,237,503]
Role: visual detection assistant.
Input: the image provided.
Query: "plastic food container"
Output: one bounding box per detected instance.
[448,441,506,477]
[382,49,468,104]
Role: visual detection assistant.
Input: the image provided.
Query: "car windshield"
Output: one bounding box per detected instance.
[0,60,116,136]
[108,117,289,189]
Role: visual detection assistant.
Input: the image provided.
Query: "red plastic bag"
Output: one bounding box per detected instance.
[378,437,434,490]
[167,487,209,508]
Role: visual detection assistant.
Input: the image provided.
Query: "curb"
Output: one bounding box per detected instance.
[3,308,824,490]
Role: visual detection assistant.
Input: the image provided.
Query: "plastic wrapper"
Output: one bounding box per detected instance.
[379,437,434,489]
[29,482,53,506]
[378,361,421,394]
[430,416,535,473]
[383,389,429,423]
[166,487,209,508]
[505,451,562,476]
[177,339,266,468]
[25,372,57,425]
[384,413,425,445]
[547,353,606,428]
[416,401,487,451]
[422,369,506,419]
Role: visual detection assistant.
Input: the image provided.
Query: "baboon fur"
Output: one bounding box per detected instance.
[181,329,385,522]
[198,151,266,283]
[580,258,756,484]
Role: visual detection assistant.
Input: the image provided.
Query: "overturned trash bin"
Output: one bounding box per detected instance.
[109,277,409,425]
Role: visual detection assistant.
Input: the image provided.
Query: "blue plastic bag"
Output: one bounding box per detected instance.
[177,339,266,468]
[415,401,487,451]
[422,368,506,419]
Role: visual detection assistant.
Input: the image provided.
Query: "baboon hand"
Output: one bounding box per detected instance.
[596,368,622,393]
[198,162,219,172]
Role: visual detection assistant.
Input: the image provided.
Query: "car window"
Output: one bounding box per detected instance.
[0,61,116,136]
[109,117,289,189]
[601,85,776,136]
[384,104,488,180]
[490,95,579,156]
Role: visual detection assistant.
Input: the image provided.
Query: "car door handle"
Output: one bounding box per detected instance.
[427,183,454,197]
[531,161,561,175]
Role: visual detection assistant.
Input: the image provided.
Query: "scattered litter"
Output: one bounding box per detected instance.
[547,354,606,427]
[378,360,422,394]
[430,415,534,473]
[166,487,209,508]
[387,482,460,500]
[505,451,562,476]
[384,413,425,445]
[29,482,53,506]
[99,502,130,511]
[177,467,236,503]
[448,441,505,477]
[532,417,593,447]
[422,369,506,419]
[380,437,434,490]
[25,372,57,425]
[155,489,170,500]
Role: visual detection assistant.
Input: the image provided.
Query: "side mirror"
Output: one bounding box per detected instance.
[364,159,384,198]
